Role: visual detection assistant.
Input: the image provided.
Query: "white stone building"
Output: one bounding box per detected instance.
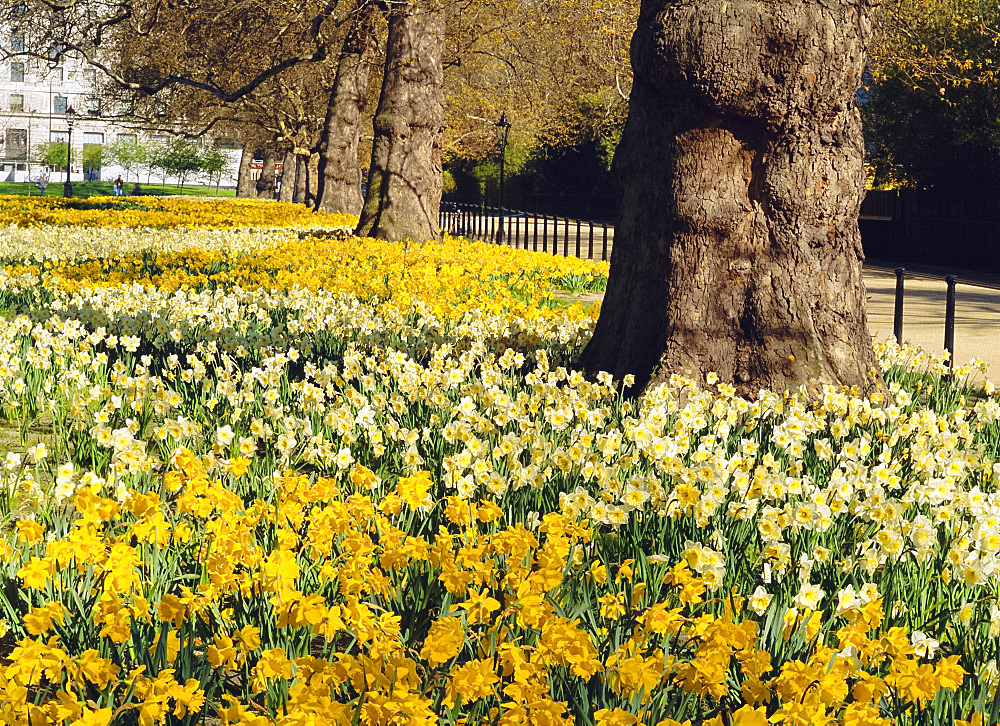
[1,36,241,188]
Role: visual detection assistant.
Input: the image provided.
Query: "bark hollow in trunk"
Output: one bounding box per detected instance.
[355,1,444,241]
[580,0,880,397]
[315,6,378,215]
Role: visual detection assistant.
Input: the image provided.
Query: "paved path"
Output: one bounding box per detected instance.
[864,267,1000,381]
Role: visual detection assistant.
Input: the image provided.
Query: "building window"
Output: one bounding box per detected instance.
[82,132,104,145]
[53,95,67,114]
[11,35,25,52]
[83,68,97,83]
[5,129,28,160]
[151,135,170,144]
[117,133,137,145]
[50,67,63,82]
[50,131,68,144]
[86,97,101,115]
[10,94,24,113]
[11,62,25,82]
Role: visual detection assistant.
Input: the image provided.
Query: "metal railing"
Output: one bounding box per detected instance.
[439,202,613,262]
[440,202,995,375]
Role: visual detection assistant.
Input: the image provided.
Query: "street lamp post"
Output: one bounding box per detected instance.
[63,106,77,198]
[495,112,512,244]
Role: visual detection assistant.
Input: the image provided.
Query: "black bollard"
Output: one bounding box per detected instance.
[944,275,957,372]
[893,267,905,345]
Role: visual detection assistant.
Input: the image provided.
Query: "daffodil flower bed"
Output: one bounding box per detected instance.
[2,236,606,323]
[0,200,999,725]
[0,196,353,230]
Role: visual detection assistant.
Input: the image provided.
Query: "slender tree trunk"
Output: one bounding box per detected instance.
[306,154,320,207]
[278,149,296,202]
[355,1,444,241]
[294,155,308,204]
[291,155,303,204]
[257,151,277,199]
[315,5,379,214]
[236,145,255,198]
[580,0,880,397]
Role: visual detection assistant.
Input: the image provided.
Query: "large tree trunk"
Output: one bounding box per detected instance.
[278,149,296,202]
[355,1,444,241]
[256,151,277,199]
[580,0,880,397]
[315,5,379,214]
[236,145,256,198]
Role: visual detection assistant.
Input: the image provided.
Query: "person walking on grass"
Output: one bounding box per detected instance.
[114,176,124,197]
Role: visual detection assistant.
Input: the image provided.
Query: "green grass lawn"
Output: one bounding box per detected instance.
[0,180,236,198]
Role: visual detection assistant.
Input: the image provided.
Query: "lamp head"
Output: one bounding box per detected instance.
[66,106,77,127]
[495,112,511,148]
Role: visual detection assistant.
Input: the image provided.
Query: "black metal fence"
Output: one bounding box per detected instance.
[439,199,999,375]
[445,189,1000,274]
[860,190,1000,272]
[443,192,616,222]
[438,203,614,262]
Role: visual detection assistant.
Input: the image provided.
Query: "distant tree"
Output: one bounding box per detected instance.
[104,139,148,183]
[35,141,69,170]
[199,147,232,194]
[864,1,1000,190]
[161,140,203,191]
[82,144,104,178]
[872,0,1000,87]
[146,143,170,188]
[865,76,1000,191]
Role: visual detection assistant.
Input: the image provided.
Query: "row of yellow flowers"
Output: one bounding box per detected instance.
[0,199,997,724]
[0,195,350,230]
[3,234,608,323]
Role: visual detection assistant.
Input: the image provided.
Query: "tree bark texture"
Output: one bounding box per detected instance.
[580,0,880,396]
[315,6,379,215]
[278,149,296,202]
[355,1,444,241]
[236,145,255,198]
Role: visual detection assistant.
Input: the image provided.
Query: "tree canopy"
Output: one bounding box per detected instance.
[866,0,1000,189]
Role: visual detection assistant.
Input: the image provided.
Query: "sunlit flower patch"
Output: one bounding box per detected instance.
[2,231,607,323]
[0,195,352,230]
[0,199,998,725]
